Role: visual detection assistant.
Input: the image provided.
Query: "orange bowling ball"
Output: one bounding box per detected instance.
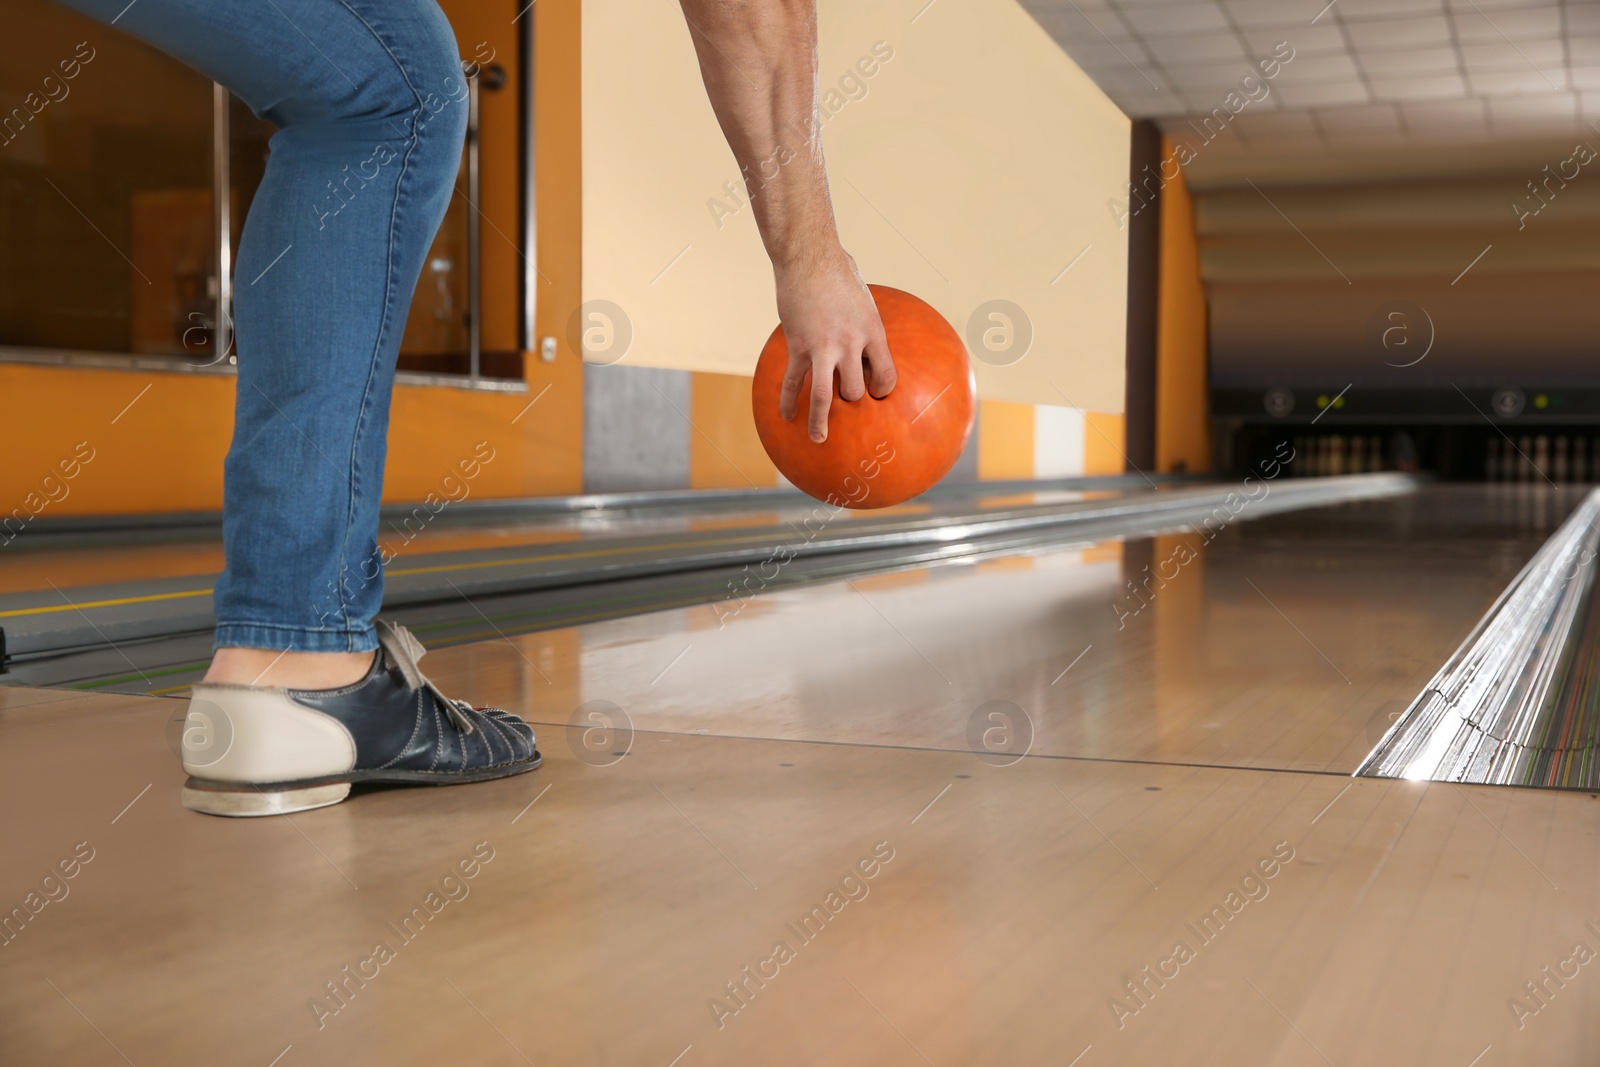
[752,285,975,509]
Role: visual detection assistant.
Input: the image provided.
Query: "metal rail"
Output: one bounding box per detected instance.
[212,83,232,365]
[466,66,483,379]
[1358,488,1600,788]
[12,473,1197,544]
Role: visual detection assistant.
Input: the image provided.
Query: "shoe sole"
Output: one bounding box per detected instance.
[182,750,543,818]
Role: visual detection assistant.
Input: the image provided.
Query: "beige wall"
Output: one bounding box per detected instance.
[582,0,1130,413]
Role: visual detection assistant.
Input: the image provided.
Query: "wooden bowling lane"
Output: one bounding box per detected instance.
[4,688,1600,1065]
[421,485,1568,778]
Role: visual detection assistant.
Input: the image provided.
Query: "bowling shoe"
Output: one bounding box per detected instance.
[178,621,541,817]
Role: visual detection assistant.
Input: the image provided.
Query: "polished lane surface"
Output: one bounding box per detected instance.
[0,475,1406,690]
[424,484,1577,777]
[2,484,1594,1066]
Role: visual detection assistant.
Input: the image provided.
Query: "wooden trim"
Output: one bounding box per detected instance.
[1124,119,1163,474]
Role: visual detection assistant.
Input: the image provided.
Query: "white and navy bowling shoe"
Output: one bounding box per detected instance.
[179,621,541,817]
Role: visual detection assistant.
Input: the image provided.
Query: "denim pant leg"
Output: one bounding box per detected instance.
[54,0,470,652]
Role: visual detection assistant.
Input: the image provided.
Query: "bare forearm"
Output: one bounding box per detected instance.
[678,0,842,274]
[679,0,895,441]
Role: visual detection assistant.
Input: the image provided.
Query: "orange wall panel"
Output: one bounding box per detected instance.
[0,364,230,516]
[977,400,1034,481]
[0,363,588,516]
[1084,412,1126,475]
[385,377,581,502]
[688,372,778,490]
[532,0,585,490]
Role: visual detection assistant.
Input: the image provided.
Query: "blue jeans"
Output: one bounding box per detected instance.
[58,0,468,652]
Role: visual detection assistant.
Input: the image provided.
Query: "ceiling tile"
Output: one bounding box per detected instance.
[1275,53,1365,81]
[1399,98,1488,124]
[1233,109,1322,136]
[1222,0,1325,29]
[1565,36,1600,63]
[1145,32,1249,64]
[1459,39,1568,71]
[1321,125,1407,149]
[1368,72,1471,99]
[1344,15,1453,49]
[1356,45,1462,75]
[1161,60,1266,92]
[1569,6,1600,35]
[1451,6,1563,43]
[1487,91,1579,122]
[1314,102,1404,130]
[1019,0,1599,152]
[1334,0,1446,16]
[1273,80,1372,107]
[1120,4,1233,36]
[1468,68,1570,93]
[1446,0,1563,10]
[1241,25,1346,54]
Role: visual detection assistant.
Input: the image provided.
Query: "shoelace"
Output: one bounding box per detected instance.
[376,621,479,735]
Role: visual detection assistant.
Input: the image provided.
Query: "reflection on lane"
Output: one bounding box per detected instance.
[429,485,1571,779]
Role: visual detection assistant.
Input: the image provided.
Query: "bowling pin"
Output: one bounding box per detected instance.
[1397,432,1420,473]
[1520,436,1534,483]
[1331,435,1346,476]
[1349,435,1365,474]
[1576,438,1587,484]
[1555,436,1569,483]
[1534,435,1550,482]
[1368,436,1383,472]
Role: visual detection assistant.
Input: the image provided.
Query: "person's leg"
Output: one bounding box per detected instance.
[56,0,540,814]
[59,0,461,666]
[208,0,469,675]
